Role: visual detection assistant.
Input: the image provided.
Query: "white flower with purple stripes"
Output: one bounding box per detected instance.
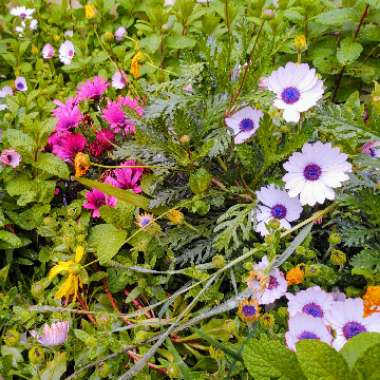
[267,62,324,123]
[283,141,352,206]
[255,185,302,236]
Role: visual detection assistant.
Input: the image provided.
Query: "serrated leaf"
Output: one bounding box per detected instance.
[40,352,67,380]
[352,342,380,380]
[314,8,355,26]
[296,340,349,380]
[243,338,305,380]
[89,224,127,264]
[337,38,363,65]
[340,332,380,370]
[4,129,35,153]
[34,152,70,179]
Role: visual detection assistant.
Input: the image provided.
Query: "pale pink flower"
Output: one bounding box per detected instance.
[30,321,69,346]
[112,71,127,90]
[42,43,55,59]
[0,149,21,168]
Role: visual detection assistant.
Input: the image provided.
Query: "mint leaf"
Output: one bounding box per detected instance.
[314,8,355,26]
[352,342,380,380]
[296,340,350,380]
[337,38,363,65]
[89,224,127,264]
[243,338,305,380]
[34,152,70,179]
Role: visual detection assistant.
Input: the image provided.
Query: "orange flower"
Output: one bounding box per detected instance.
[74,152,90,177]
[130,51,144,78]
[363,286,380,316]
[286,266,304,285]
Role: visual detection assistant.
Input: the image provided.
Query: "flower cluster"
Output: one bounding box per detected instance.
[10,6,38,35]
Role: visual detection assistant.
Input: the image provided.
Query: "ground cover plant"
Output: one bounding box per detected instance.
[0,0,380,378]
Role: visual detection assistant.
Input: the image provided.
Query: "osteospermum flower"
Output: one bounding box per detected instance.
[0,149,21,168]
[248,255,287,304]
[30,321,69,347]
[286,286,333,321]
[283,141,352,206]
[238,298,260,323]
[255,184,302,236]
[326,298,380,350]
[76,76,109,102]
[361,141,380,158]
[112,71,127,90]
[50,132,87,162]
[285,313,333,351]
[113,160,144,193]
[115,26,126,41]
[52,97,83,131]
[10,6,34,19]
[83,188,117,218]
[15,76,27,92]
[267,62,324,122]
[225,106,263,144]
[42,43,55,59]
[59,40,75,65]
[136,213,154,228]
[0,86,13,111]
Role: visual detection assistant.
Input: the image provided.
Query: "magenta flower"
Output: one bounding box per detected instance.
[83,188,117,218]
[30,321,69,347]
[76,76,109,102]
[50,131,87,162]
[361,141,380,158]
[52,97,83,132]
[112,160,144,193]
[88,129,115,157]
[0,149,21,168]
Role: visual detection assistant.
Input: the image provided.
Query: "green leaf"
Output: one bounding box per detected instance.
[33,153,70,179]
[243,338,305,380]
[296,340,349,380]
[89,224,127,265]
[189,168,212,194]
[76,177,149,210]
[4,129,35,153]
[337,38,363,65]
[166,35,197,50]
[314,8,355,26]
[40,352,67,380]
[340,332,380,370]
[0,230,23,248]
[99,201,135,230]
[352,342,380,380]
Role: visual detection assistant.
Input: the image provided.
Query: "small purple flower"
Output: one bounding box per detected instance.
[255,184,302,236]
[42,43,55,59]
[285,313,332,351]
[326,298,380,350]
[30,321,69,346]
[112,71,127,90]
[286,286,333,321]
[115,26,126,41]
[225,106,263,144]
[0,149,21,168]
[361,141,380,158]
[15,77,27,92]
[248,255,287,305]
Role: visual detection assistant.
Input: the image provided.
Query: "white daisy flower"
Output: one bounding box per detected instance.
[10,6,34,19]
[42,43,55,59]
[286,286,333,321]
[0,86,13,111]
[29,19,38,30]
[15,21,26,35]
[285,313,333,351]
[283,141,352,206]
[15,77,27,92]
[255,184,302,236]
[59,41,75,65]
[326,298,380,350]
[267,62,324,123]
[112,70,127,89]
[225,106,263,144]
[248,255,287,304]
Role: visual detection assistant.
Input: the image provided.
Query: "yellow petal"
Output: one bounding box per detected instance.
[54,274,76,300]
[75,246,85,263]
[48,260,75,281]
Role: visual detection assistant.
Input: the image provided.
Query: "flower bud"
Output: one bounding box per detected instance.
[179,135,191,144]
[304,264,320,278]
[167,209,184,225]
[328,232,342,245]
[295,246,306,255]
[212,255,225,269]
[4,329,20,346]
[103,31,114,42]
[262,9,275,20]
[294,35,307,51]
[28,346,45,364]
[329,249,346,266]
[260,312,275,329]
[85,3,97,19]
[31,45,39,55]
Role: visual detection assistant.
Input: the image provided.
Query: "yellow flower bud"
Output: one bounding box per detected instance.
[329,249,346,266]
[167,209,184,225]
[294,35,307,51]
[85,3,97,19]
[31,45,39,55]
[53,35,60,42]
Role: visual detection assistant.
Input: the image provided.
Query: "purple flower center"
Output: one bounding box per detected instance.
[298,331,319,340]
[68,50,74,57]
[303,164,321,181]
[271,204,287,219]
[302,303,324,318]
[343,321,366,339]
[242,304,257,317]
[20,12,27,18]
[369,148,377,157]
[281,87,300,104]
[239,118,254,132]
[16,82,24,90]
[267,275,279,290]
[140,217,151,226]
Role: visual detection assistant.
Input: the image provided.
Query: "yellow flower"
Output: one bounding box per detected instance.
[31,45,39,55]
[286,266,304,285]
[363,286,380,316]
[74,152,90,177]
[130,51,144,78]
[167,209,184,225]
[294,35,307,51]
[260,313,275,329]
[48,246,86,301]
[85,3,97,19]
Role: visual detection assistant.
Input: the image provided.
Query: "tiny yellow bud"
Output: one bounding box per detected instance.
[294,35,307,51]
[85,3,97,19]
[53,35,60,42]
[31,45,39,55]
[167,209,184,225]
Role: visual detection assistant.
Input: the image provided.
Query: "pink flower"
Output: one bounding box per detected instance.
[30,321,69,346]
[52,97,83,131]
[42,43,55,59]
[83,188,117,218]
[0,149,21,168]
[88,129,115,157]
[50,131,87,162]
[112,70,127,90]
[112,160,144,193]
[76,76,109,102]
[361,141,380,158]
[115,26,126,41]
